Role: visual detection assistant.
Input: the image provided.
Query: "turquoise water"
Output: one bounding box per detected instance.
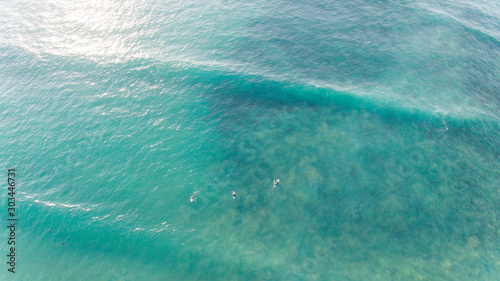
[1,0,499,280]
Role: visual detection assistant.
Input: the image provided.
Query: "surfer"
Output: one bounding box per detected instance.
[232,191,236,199]
[190,191,198,202]
[273,179,280,188]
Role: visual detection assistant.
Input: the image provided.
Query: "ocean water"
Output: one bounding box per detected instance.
[1,0,499,280]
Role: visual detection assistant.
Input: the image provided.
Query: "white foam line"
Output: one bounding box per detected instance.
[31,198,94,212]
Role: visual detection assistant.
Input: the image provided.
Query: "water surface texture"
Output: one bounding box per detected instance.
[1,0,499,280]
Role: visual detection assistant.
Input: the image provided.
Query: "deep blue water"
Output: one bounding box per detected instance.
[1,0,499,280]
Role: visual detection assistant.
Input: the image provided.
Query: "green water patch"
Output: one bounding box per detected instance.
[191,84,500,280]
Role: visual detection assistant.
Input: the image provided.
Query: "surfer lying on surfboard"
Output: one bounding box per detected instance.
[190,191,198,202]
[273,179,280,188]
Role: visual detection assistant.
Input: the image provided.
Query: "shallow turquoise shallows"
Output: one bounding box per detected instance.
[1,0,499,280]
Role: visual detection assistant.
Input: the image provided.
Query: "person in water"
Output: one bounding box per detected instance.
[190,191,198,202]
[273,179,280,188]
[232,191,236,199]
